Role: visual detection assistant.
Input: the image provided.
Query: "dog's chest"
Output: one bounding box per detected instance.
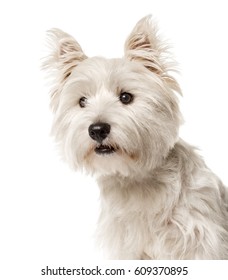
[98,178,168,259]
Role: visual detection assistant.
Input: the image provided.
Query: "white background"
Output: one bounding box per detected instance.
[0,0,228,279]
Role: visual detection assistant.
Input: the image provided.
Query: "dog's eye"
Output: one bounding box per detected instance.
[119,92,134,105]
[79,97,87,108]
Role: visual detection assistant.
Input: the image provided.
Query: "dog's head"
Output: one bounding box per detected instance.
[44,16,182,176]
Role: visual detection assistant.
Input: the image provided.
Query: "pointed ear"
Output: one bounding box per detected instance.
[42,29,87,111]
[124,16,181,94]
[124,15,168,75]
[43,28,87,79]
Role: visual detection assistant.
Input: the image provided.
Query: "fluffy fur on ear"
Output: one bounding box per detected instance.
[124,15,181,94]
[43,29,87,111]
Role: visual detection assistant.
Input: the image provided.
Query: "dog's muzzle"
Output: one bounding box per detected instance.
[88,122,115,155]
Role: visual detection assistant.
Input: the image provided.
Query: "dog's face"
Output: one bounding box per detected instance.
[44,16,182,176]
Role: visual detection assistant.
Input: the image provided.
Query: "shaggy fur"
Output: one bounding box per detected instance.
[43,16,228,259]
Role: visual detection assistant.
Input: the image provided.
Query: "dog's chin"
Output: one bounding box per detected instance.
[84,143,137,176]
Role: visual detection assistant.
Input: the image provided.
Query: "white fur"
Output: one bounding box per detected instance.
[43,16,228,259]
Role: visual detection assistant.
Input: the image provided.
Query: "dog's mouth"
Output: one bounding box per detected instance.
[95,144,116,155]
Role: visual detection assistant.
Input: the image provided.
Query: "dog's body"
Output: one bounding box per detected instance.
[97,139,228,259]
[44,16,228,259]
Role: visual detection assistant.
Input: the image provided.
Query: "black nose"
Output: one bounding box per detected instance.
[88,122,111,143]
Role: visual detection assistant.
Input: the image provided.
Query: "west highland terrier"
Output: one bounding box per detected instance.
[43,16,228,259]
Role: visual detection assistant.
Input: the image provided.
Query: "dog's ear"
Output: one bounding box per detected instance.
[43,28,87,79]
[124,16,169,75]
[43,29,87,111]
[124,16,181,94]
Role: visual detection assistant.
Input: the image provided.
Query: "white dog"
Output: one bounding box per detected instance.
[43,16,228,259]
